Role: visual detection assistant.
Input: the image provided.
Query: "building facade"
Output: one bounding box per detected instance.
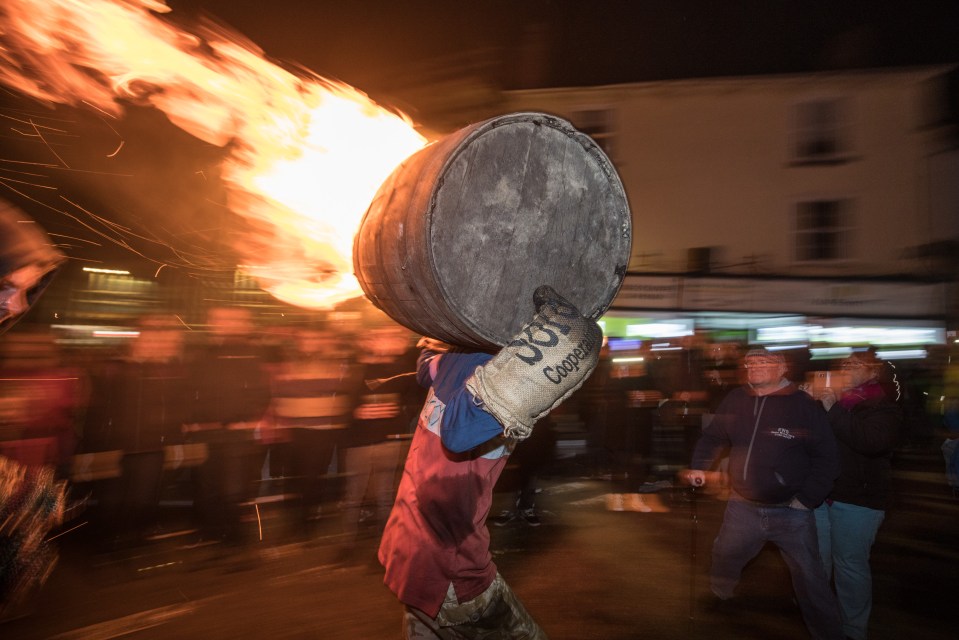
[503,66,959,349]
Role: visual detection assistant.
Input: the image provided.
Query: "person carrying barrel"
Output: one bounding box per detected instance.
[378,285,602,639]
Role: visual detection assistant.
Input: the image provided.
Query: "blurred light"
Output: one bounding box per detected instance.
[875,349,927,360]
[92,330,140,338]
[83,267,131,275]
[608,338,641,351]
[754,321,944,347]
[766,344,809,351]
[612,356,645,363]
[650,343,682,351]
[626,321,692,338]
[328,311,362,323]
[810,347,853,360]
[808,325,942,345]
[755,325,813,342]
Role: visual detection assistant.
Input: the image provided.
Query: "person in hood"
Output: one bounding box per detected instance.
[0,200,65,334]
[0,200,66,618]
[812,350,901,640]
[683,348,843,640]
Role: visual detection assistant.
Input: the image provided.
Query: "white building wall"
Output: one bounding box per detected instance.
[504,67,956,277]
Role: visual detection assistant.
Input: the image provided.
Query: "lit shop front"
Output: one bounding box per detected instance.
[601,273,953,360]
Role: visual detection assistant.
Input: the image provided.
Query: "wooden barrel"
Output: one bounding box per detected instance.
[353,112,632,350]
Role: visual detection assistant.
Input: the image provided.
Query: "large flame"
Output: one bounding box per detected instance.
[0,0,427,308]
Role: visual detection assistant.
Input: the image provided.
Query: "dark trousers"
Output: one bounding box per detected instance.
[510,423,554,510]
[98,450,164,542]
[192,431,260,542]
[291,428,343,522]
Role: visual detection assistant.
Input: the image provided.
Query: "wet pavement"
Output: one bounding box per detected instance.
[3,442,957,639]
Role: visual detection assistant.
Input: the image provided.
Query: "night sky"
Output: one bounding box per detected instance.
[5,0,959,273]
[166,0,959,91]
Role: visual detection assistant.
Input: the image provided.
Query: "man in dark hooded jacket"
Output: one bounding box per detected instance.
[684,348,843,640]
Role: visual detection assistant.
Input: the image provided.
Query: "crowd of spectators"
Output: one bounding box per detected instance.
[0,308,422,559]
[0,313,955,557]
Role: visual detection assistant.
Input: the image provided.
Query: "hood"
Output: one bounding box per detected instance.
[1,199,66,334]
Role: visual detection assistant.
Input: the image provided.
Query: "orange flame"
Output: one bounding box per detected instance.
[0,0,427,308]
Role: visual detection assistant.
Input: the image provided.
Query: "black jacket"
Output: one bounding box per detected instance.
[825,389,901,510]
[692,382,839,508]
[84,358,188,453]
[186,338,272,426]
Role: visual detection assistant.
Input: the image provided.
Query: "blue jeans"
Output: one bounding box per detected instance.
[815,501,885,640]
[711,497,843,640]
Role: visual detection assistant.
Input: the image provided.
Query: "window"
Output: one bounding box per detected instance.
[794,199,853,262]
[792,99,849,163]
[570,108,616,159]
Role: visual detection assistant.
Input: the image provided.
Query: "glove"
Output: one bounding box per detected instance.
[465,285,603,440]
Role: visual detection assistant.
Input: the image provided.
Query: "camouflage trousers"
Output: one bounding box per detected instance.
[403,572,548,639]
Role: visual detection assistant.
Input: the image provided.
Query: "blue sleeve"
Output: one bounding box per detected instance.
[440,386,504,453]
[416,349,440,388]
[427,351,504,454]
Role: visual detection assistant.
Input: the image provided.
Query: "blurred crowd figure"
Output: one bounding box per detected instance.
[1,310,958,561]
[684,348,844,640]
[812,350,902,639]
[491,416,556,527]
[1,308,431,559]
[269,326,354,536]
[83,314,188,548]
[338,325,420,562]
[1,200,68,620]
[941,353,959,495]
[578,333,955,512]
[580,333,720,510]
[182,307,273,546]
[0,329,82,478]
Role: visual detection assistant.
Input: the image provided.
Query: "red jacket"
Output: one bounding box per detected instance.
[378,350,510,617]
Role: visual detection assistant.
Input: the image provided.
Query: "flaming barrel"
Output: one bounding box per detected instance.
[353,112,631,350]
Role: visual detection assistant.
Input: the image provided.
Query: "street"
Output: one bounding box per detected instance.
[3,444,956,640]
